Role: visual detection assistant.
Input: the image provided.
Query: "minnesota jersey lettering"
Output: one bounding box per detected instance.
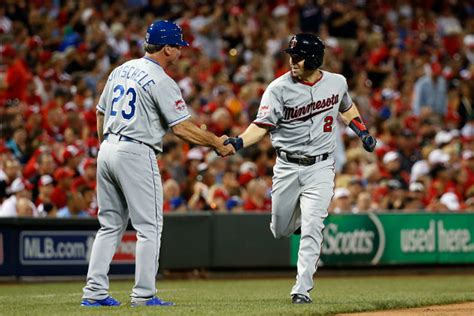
[283,94,339,121]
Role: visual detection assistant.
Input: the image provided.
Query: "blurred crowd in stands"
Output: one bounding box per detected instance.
[1,0,474,218]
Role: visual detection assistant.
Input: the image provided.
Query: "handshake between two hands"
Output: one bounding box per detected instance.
[215,135,241,157]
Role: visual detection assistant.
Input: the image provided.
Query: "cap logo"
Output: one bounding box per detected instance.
[289,36,297,49]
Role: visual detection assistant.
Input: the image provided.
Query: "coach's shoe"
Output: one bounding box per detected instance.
[291,294,312,304]
[294,227,301,235]
[81,296,121,307]
[131,296,175,307]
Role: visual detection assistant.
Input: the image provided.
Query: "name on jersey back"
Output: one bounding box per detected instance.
[108,65,155,92]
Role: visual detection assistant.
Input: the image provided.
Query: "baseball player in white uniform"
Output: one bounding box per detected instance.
[81,20,234,307]
[224,33,376,304]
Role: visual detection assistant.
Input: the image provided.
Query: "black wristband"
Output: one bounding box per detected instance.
[234,137,244,151]
[223,137,244,151]
[349,117,368,138]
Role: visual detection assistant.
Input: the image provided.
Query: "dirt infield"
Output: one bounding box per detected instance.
[338,301,474,315]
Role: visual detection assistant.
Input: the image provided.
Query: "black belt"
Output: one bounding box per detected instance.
[276,149,329,166]
[104,134,158,154]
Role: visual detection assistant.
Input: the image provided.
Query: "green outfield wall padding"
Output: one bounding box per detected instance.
[210,214,290,268]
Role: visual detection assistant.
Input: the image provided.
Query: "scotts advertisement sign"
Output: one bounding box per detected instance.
[20,231,137,265]
[290,213,474,266]
[320,213,384,266]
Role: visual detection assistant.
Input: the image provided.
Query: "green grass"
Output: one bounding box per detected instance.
[0,275,473,315]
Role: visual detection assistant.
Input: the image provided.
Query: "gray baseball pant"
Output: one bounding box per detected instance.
[82,134,163,302]
[270,156,335,298]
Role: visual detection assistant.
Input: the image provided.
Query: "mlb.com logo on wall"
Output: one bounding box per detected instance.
[19,231,137,265]
[20,231,96,265]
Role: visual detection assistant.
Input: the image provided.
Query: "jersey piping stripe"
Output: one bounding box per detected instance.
[96,104,106,113]
[148,149,159,279]
[142,56,162,68]
[253,121,275,127]
[168,113,191,127]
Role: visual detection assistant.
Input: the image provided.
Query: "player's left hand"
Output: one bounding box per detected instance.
[361,133,377,152]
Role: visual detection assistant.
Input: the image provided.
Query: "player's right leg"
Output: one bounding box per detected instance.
[82,141,128,305]
[270,158,302,239]
[114,141,172,306]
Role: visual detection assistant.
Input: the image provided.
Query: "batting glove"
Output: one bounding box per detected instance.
[360,132,377,152]
[223,137,243,151]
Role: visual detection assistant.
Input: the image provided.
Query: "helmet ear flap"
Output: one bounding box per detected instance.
[304,59,318,70]
[303,55,322,70]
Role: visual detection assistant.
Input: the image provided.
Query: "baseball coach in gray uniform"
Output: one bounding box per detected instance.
[81,20,234,307]
[225,33,377,304]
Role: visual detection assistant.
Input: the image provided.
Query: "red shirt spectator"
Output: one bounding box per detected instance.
[50,167,75,209]
[243,197,271,212]
[72,158,96,191]
[2,46,32,103]
[242,179,271,212]
[461,151,474,193]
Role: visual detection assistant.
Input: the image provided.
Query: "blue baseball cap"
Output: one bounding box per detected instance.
[145,20,189,47]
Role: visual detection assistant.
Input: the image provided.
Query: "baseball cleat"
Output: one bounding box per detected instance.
[81,296,121,307]
[291,294,312,304]
[131,296,175,307]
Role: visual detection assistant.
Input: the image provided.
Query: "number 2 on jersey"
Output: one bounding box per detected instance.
[323,115,333,132]
[110,84,136,119]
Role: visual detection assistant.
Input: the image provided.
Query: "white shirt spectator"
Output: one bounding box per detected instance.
[0,195,38,217]
[410,160,430,183]
[437,14,462,36]
[440,192,461,211]
[0,13,12,34]
[0,178,38,217]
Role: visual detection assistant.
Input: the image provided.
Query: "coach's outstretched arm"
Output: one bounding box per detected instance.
[224,123,269,151]
[172,120,235,156]
[340,104,377,152]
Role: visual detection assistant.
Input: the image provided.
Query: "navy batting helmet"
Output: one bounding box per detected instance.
[145,20,189,47]
[285,33,325,70]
